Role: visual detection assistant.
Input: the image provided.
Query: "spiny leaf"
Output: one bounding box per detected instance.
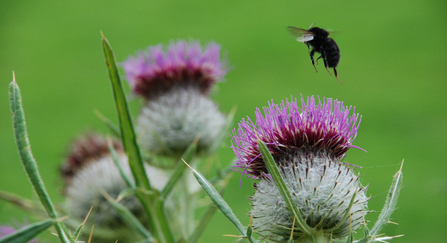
[9,77,70,243]
[184,160,258,243]
[102,33,174,243]
[370,161,404,236]
[102,191,153,242]
[188,172,233,243]
[72,206,93,241]
[0,219,54,243]
[258,140,311,235]
[101,33,151,193]
[107,137,135,189]
[357,161,404,243]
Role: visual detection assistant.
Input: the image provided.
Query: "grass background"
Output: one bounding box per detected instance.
[0,0,446,242]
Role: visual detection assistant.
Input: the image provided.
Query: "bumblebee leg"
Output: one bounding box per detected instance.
[316,55,323,65]
[306,43,311,53]
[321,54,332,75]
[333,68,342,84]
[309,49,318,72]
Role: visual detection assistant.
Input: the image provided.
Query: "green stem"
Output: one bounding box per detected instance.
[181,172,195,237]
[9,80,71,243]
[308,230,327,243]
[153,201,174,243]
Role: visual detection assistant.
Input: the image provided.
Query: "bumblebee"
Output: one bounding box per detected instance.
[288,24,341,82]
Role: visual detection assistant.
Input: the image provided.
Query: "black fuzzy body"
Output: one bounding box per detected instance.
[306,27,340,69]
[288,25,342,81]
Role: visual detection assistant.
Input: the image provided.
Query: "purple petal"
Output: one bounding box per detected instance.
[231,95,364,178]
[123,40,229,99]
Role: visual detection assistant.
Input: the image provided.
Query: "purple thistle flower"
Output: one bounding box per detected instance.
[231,95,363,178]
[123,40,228,156]
[60,133,169,232]
[123,40,228,99]
[233,96,369,242]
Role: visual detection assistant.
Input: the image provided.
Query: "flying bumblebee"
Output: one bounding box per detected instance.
[288,24,341,82]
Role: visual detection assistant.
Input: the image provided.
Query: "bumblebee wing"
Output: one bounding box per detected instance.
[326,29,340,36]
[287,26,314,42]
[296,35,314,42]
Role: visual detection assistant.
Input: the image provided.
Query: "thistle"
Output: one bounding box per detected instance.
[60,133,168,241]
[123,40,228,157]
[2,34,403,243]
[231,96,369,242]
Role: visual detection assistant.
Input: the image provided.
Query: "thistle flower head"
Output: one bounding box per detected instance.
[124,40,228,156]
[123,40,228,99]
[231,95,363,178]
[232,96,368,242]
[61,134,168,228]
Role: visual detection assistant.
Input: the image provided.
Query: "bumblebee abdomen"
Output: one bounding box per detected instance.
[326,52,340,68]
[324,38,340,68]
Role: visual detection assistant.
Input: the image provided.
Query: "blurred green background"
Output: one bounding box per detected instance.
[1,0,446,242]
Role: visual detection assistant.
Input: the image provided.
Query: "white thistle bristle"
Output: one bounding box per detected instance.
[251,153,368,242]
[65,153,168,226]
[136,86,226,155]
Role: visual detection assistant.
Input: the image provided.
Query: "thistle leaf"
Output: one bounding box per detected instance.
[188,172,233,243]
[102,192,153,242]
[72,207,93,241]
[257,140,311,235]
[357,161,404,243]
[9,77,70,243]
[370,162,403,236]
[102,34,174,243]
[0,219,54,243]
[101,33,151,193]
[184,160,258,243]
[107,137,135,188]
